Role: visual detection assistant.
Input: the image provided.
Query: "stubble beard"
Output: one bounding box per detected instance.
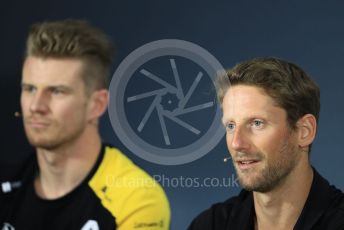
[234,137,299,193]
[24,118,86,151]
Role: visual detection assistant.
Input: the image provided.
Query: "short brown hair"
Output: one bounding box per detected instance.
[217,57,320,129]
[25,19,114,94]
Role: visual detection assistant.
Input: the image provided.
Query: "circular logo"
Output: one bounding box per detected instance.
[108,39,226,165]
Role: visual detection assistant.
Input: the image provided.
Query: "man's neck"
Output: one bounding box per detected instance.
[34,127,102,199]
[253,159,314,230]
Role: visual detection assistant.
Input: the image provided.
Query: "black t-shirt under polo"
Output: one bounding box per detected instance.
[0,145,116,230]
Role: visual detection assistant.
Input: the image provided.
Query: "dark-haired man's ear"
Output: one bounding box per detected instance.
[297,114,317,151]
[87,89,109,124]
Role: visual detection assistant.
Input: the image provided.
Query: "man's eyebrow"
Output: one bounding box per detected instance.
[46,85,74,93]
[222,117,235,126]
[222,115,271,124]
[48,85,71,89]
[21,82,32,87]
[21,83,72,91]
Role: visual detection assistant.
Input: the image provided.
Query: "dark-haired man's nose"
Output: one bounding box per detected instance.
[228,126,251,152]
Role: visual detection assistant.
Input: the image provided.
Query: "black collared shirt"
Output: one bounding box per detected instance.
[188,169,344,230]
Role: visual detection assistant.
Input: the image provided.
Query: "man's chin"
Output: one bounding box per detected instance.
[240,181,265,192]
[27,138,59,150]
[237,173,265,192]
[238,175,278,193]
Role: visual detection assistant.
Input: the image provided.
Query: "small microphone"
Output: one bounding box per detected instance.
[1,181,22,193]
[14,112,21,117]
[223,156,231,163]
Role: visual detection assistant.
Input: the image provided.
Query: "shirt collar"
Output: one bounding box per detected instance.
[294,168,335,230]
[227,168,336,230]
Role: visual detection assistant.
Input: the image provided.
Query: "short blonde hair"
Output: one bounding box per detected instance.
[25,19,114,93]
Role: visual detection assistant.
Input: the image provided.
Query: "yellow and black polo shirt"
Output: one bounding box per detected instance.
[0,144,170,230]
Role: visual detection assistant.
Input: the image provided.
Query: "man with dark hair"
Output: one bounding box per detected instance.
[0,19,170,230]
[189,58,344,229]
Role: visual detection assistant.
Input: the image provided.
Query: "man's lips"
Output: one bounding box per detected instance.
[235,159,260,170]
[26,120,50,128]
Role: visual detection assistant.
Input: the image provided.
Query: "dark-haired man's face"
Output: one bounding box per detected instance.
[222,85,301,193]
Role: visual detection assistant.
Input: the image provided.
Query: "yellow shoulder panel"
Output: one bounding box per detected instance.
[89,146,171,230]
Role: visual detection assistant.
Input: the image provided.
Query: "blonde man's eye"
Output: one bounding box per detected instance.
[24,87,36,94]
[52,88,64,95]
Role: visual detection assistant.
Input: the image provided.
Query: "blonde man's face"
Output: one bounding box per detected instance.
[21,56,91,149]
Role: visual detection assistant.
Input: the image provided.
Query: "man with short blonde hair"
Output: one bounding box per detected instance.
[0,19,170,230]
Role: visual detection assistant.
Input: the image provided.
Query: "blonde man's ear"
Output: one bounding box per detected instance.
[87,89,109,123]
